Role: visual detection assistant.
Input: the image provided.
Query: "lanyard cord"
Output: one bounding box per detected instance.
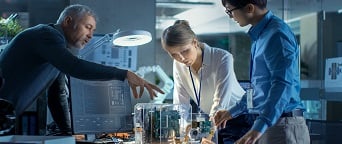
[250,42,256,80]
[188,49,204,112]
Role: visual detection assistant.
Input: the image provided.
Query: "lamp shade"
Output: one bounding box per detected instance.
[112,30,152,47]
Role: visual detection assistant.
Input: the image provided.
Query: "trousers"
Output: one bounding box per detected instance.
[218,114,258,144]
[47,73,71,133]
[257,116,310,144]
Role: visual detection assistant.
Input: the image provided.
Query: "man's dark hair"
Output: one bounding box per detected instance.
[221,0,267,9]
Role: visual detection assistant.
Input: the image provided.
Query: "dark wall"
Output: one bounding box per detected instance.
[28,0,69,26]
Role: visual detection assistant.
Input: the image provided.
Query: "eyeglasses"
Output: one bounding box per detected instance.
[225,7,241,16]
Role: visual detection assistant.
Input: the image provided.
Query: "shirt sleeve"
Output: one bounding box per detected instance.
[209,53,242,117]
[34,26,127,81]
[251,30,299,133]
[172,61,191,119]
[229,95,248,118]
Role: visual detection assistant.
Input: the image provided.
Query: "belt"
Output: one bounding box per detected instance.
[280,109,303,117]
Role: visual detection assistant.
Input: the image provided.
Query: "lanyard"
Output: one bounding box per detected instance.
[188,49,204,112]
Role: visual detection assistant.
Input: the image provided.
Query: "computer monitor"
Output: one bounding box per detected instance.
[69,34,137,134]
[70,78,133,134]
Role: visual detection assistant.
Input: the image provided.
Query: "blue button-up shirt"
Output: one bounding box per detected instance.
[229,11,305,134]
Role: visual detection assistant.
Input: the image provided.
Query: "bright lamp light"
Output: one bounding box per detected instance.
[112,30,152,47]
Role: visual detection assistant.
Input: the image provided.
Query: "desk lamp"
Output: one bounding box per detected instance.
[112,30,152,47]
[79,30,152,58]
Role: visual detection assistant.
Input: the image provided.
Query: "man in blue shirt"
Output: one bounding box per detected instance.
[214,0,310,143]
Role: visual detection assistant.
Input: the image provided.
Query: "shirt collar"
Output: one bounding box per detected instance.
[248,11,273,41]
[51,24,65,36]
[50,24,79,55]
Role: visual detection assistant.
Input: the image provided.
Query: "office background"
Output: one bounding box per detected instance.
[1,0,342,142]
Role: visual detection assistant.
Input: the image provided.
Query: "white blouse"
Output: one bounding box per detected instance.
[173,43,245,117]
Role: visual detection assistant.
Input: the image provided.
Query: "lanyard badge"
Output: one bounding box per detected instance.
[246,88,254,109]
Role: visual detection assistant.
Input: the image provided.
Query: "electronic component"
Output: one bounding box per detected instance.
[185,113,217,143]
[134,103,189,144]
[133,103,217,144]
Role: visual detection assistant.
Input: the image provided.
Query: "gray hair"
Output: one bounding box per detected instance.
[56,4,97,24]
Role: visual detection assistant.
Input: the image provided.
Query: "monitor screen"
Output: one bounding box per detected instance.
[70,78,133,134]
[78,34,138,71]
[70,34,137,134]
